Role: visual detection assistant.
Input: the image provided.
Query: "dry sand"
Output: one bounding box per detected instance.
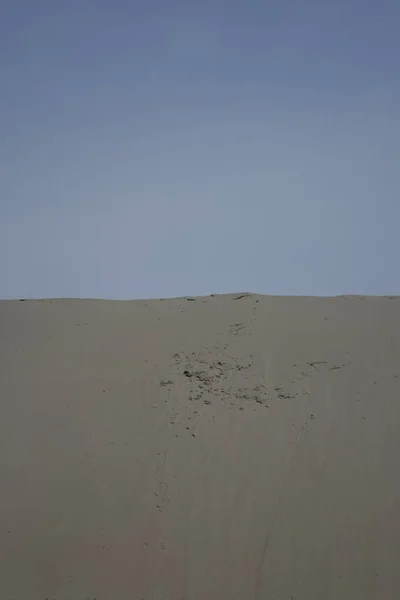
[1,294,400,599]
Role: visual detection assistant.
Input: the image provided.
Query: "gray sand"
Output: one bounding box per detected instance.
[1,294,400,599]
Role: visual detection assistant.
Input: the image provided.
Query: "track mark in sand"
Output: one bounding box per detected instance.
[272,359,350,400]
[235,384,269,407]
[251,298,259,321]
[155,451,170,513]
[168,408,179,426]
[307,360,328,370]
[274,386,296,400]
[254,408,315,597]
[230,323,246,337]
[173,352,184,366]
[159,379,174,387]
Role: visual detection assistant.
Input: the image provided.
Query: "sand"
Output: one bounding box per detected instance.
[1,293,400,599]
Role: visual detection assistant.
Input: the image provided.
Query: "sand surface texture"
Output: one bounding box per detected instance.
[1,294,400,599]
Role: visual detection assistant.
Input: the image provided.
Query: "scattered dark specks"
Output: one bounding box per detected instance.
[204,399,211,405]
[239,407,244,411]
[310,414,315,420]
[183,370,191,377]
[278,393,295,399]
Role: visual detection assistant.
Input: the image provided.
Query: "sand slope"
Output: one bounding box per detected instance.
[1,294,400,599]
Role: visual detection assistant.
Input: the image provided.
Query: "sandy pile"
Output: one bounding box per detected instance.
[1,294,399,599]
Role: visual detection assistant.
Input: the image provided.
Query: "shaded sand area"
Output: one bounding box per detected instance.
[1,294,400,599]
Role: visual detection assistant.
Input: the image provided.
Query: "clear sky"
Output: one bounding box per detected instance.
[1,1,399,299]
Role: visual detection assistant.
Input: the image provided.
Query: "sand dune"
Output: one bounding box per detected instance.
[1,294,400,599]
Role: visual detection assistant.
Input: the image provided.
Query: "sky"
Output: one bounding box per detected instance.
[1,0,399,299]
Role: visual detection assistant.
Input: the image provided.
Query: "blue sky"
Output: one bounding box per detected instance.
[1,0,399,299]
